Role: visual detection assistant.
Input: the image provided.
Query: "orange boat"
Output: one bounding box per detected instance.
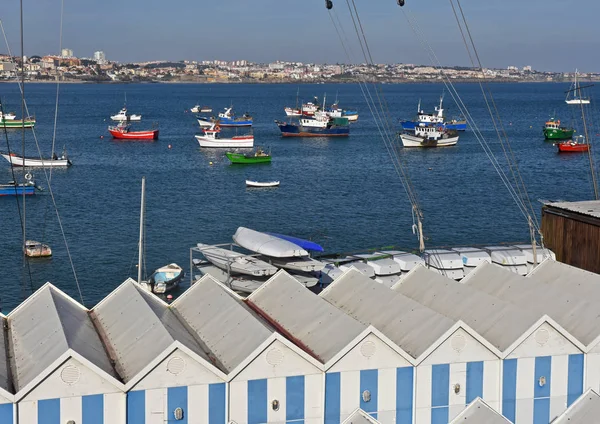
[108,123,158,140]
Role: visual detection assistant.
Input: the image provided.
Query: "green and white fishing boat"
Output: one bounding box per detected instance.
[542,118,573,140]
[0,110,35,128]
[226,147,272,164]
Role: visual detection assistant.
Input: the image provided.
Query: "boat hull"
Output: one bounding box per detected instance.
[0,119,35,128]
[109,129,159,140]
[566,99,590,105]
[197,243,278,276]
[276,122,349,137]
[233,227,308,257]
[401,120,466,131]
[543,128,574,140]
[0,184,35,196]
[556,142,589,153]
[196,135,254,148]
[226,152,271,164]
[1,153,71,167]
[110,115,141,121]
[218,118,253,127]
[246,180,279,187]
[400,133,459,147]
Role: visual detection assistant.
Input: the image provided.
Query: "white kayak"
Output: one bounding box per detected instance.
[246,180,279,187]
[233,227,308,258]
[196,243,277,276]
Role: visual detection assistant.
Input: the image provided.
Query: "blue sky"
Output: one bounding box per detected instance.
[2,0,599,72]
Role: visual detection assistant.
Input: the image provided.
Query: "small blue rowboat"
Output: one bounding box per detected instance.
[0,183,35,196]
[266,232,324,252]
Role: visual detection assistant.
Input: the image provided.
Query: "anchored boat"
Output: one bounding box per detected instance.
[565,70,590,105]
[400,124,459,147]
[1,150,72,167]
[108,122,159,140]
[196,125,254,148]
[556,136,590,153]
[24,240,52,258]
[543,118,574,140]
[148,263,184,294]
[0,110,35,128]
[246,180,279,188]
[0,180,36,196]
[191,105,212,113]
[400,96,466,131]
[216,107,253,127]
[226,147,271,164]
[275,112,349,137]
[110,107,141,121]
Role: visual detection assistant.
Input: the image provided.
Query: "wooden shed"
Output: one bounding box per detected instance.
[541,200,600,273]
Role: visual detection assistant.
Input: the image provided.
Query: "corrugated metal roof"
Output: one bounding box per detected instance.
[321,268,455,359]
[0,316,12,395]
[173,275,274,373]
[463,262,600,346]
[248,271,366,363]
[552,389,600,423]
[546,200,600,219]
[93,280,209,383]
[393,265,540,352]
[8,285,118,392]
[449,398,511,423]
[529,260,600,299]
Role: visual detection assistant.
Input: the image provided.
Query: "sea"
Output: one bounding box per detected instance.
[0,81,596,310]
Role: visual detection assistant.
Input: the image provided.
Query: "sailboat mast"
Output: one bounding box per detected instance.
[20,0,26,252]
[138,176,146,283]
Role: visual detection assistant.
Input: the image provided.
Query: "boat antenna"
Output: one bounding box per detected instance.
[138,176,146,284]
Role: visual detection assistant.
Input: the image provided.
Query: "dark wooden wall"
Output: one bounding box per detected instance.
[542,206,600,273]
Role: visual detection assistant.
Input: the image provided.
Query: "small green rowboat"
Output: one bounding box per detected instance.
[226,147,271,164]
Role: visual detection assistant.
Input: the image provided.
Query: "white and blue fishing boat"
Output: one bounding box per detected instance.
[400,95,466,131]
[275,112,349,137]
[216,107,253,127]
[0,181,35,196]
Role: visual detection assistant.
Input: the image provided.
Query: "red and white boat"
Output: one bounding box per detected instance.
[195,124,254,148]
[108,123,159,140]
[284,107,302,117]
[556,137,590,153]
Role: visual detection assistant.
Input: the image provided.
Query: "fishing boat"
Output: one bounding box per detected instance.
[24,240,52,258]
[301,99,320,116]
[191,105,212,113]
[216,107,253,127]
[0,110,35,128]
[556,136,590,153]
[543,118,574,140]
[284,107,302,117]
[148,263,184,294]
[1,150,72,167]
[108,122,159,140]
[233,227,308,258]
[246,180,280,188]
[225,147,271,164]
[196,243,278,276]
[343,111,359,122]
[195,125,254,148]
[400,96,466,131]
[399,124,459,147]
[197,116,216,128]
[110,107,142,121]
[565,70,590,105]
[0,181,35,196]
[275,112,350,137]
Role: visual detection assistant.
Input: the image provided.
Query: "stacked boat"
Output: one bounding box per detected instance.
[192,227,325,294]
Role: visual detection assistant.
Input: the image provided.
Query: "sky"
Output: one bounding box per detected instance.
[1,0,600,72]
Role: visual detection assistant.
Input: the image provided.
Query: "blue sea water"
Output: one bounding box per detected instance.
[0,82,597,310]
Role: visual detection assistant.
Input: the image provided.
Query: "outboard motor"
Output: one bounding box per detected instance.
[397,0,405,6]
[325,0,333,9]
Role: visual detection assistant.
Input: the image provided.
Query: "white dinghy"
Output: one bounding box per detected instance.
[246,180,280,188]
[196,243,277,276]
[233,227,308,258]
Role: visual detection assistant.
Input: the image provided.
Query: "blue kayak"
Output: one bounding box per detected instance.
[266,232,324,252]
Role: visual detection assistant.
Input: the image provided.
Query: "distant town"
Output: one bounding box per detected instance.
[0,49,597,84]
